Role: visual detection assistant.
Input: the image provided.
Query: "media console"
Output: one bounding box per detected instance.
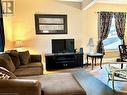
[45,53,83,71]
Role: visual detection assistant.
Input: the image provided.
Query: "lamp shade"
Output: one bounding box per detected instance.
[15,40,23,48]
[87,38,94,47]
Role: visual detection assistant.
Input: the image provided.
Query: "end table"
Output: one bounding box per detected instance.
[87,53,103,70]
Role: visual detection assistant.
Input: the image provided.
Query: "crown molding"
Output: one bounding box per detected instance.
[58,0,83,2]
[96,0,127,4]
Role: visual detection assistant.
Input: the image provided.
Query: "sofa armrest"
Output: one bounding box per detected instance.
[30,55,42,62]
[0,79,42,95]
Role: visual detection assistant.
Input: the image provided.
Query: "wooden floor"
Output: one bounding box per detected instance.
[44,63,127,95]
[88,64,127,95]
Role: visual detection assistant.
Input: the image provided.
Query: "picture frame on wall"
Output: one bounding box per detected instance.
[34,14,67,34]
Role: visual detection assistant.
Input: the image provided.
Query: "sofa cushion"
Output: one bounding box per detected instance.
[0,67,16,79]
[0,72,10,79]
[6,50,21,68]
[14,67,42,77]
[19,51,30,65]
[19,62,42,68]
[0,53,16,72]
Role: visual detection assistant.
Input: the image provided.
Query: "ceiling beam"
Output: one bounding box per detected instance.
[81,0,95,10]
[81,0,127,10]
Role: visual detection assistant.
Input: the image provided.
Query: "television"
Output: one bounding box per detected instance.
[52,39,75,53]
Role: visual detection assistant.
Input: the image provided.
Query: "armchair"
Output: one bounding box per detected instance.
[119,45,127,69]
[106,64,127,93]
[105,45,127,93]
[112,69,127,93]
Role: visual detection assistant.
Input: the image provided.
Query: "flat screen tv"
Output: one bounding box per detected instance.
[52,39,75,53]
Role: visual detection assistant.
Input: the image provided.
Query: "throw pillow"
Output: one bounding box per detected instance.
[0,53,16,72]
[0,72,10,79]
[0,67,16,79]
[19,50,30,65]
[6,50,21,68]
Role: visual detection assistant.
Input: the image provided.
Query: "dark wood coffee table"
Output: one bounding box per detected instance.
[73,70,116,95]
[87,53,103,70]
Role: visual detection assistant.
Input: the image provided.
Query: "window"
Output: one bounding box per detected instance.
[103,16,122,51]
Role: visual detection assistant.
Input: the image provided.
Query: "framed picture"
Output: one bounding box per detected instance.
[34,14,67,34]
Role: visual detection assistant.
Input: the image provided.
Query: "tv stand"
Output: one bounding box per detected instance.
[45,53,83,71]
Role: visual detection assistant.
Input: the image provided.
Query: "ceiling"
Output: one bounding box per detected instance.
[59,0,127,3]
[58,0,84,2]
[58,0,127,10]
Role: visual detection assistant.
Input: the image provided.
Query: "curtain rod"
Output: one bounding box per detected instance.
[97,11,127,14]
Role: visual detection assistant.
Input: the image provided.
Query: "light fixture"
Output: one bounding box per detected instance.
[87,38,94,54]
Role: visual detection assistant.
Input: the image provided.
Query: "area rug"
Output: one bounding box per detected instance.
[44,63,127,95]
[72,70,115,95]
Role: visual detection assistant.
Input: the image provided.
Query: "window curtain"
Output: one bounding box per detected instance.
[97,12,113,54]
[0,0,5,52]
[114,12,126,44]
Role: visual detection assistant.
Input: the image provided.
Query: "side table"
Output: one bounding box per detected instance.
[87,53,103,70]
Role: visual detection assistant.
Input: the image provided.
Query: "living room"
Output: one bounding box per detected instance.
[4,0,126,56]
[1,0,127,95]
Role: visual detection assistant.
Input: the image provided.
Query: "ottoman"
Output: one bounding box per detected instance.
[19,73,86,95]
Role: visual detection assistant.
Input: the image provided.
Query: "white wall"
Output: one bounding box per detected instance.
[12,0,82,54]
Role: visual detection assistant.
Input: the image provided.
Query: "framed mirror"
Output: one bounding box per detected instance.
[34,14,67,34]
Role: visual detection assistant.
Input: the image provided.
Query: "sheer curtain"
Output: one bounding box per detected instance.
[114,12,126,44]
[0,0,5,52]
[97,12,113,54]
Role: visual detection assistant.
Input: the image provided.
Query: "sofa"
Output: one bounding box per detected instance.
[0,66,42,95]
[0,50,43,77]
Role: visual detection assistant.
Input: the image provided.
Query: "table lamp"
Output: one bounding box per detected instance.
[87,38,94,54]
